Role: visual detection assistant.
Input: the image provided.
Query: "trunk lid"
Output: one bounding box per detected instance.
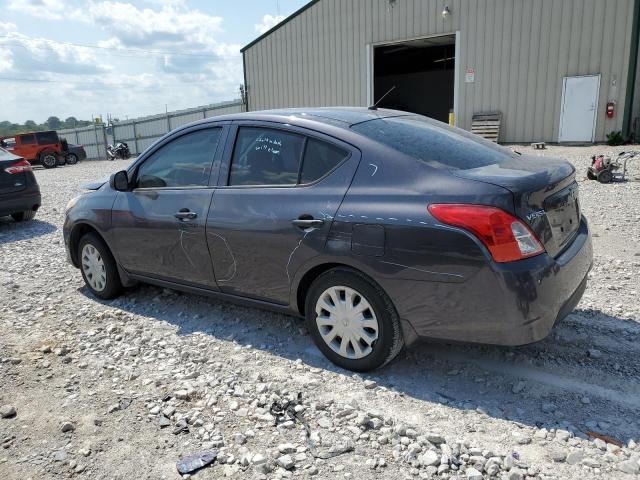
[0,148,27,195]
[453,155,580,258]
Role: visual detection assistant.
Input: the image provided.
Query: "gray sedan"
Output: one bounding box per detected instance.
[63,108,592,371]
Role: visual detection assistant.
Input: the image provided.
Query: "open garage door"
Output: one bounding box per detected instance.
[373,35,456,123]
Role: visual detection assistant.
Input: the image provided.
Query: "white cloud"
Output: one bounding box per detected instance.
[0,21,106,75]
[255,14,285,34]
[6,0,83,21]
[0,1,249,122]
[88,1,224,49]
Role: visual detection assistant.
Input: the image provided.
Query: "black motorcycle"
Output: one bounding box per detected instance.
[107,142,131,160]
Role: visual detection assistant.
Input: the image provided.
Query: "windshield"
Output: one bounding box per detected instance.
[351,115,517,170]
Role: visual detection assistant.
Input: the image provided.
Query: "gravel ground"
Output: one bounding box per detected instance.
[1,145,639,480]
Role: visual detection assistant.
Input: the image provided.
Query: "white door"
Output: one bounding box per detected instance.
[559,75,600,142]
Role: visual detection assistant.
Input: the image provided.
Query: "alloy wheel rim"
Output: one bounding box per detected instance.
[43,155,56,166]
[315,285,379,360]
[81,244,107,292]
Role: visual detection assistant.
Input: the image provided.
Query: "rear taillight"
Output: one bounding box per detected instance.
[428,204,545,262]
[4,159,32,174]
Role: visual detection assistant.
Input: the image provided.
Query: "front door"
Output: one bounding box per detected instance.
[559,75,600,142]
[207,124,360,304]
[110,126,224,289]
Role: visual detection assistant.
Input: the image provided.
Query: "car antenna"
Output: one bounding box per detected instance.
[368,85,396,110]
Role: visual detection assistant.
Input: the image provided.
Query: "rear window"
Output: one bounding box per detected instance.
[0,147,18,161]
[35,131,59,144]
[351,115,517,170]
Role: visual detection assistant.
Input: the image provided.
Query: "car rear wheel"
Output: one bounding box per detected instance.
[66,153,78,165]
[40,152,57,169]
[78,232,123,300]
[11,210,36,222]
[57,155,66,166]
[305,268,404,372]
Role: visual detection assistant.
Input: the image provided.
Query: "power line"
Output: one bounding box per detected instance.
[0,76,221,88]
[0,34,238,59]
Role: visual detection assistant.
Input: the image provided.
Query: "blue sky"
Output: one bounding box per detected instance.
[0,0,309,123]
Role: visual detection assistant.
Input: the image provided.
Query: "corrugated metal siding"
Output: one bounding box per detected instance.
[244,0,635,142]
[58,125,107,160]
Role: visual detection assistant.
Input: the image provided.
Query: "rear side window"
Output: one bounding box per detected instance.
[351,116,517,170]
[19,134,36,145]
[35,131,59,144]
[300,138,348,183]
[229,127,304,186]
[136,128,221,188]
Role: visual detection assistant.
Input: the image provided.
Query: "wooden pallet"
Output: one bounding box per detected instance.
[471,112,502,143]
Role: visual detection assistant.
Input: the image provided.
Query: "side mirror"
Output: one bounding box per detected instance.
[110,170,130,191]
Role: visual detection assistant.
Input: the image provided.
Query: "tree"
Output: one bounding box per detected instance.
[46,116,62,130]
[64,117,78,128]
[25,120,37,129]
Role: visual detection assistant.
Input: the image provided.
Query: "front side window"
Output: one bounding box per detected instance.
[136,128,221,189]
[229,127,304,186]
[19,134,36,145]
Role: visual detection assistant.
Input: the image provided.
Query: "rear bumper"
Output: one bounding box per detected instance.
[0,188,41,217]
[403,217,593,346]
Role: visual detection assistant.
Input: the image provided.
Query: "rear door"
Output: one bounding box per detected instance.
[206,123,361,304]
[110,125,226,288]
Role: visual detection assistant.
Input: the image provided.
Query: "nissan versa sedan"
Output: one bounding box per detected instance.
[63,108,592,371]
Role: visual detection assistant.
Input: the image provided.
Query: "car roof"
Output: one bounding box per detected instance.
[187,107,412,130]
[0,130,57,141]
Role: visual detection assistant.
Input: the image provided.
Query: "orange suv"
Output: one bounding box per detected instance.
[0,130,69,169]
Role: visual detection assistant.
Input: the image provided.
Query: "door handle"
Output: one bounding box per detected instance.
[292,218,325,229]
[174,209,197,220]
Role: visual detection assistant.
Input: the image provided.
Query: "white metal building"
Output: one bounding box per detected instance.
[241,0,640,143]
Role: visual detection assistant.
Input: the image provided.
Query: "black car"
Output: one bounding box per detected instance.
[0,147,41,222]
[63,108,592,371]
[65,144,87,165]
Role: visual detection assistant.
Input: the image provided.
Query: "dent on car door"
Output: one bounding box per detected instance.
[206,124,361,304]
[110,126,224,288]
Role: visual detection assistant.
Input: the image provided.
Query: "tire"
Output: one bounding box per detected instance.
[78,232,123,300]
[597,169,613,184]
[57,155,66,166]
[40,152,57,169]
[65,153,78,165]
[586,169,596,180]
[11,210,36,222]
[305,267,404,372]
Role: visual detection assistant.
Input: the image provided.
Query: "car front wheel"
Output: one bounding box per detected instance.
[66,153,78,165]
[305,268,404,372]
[78,233,123,299]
